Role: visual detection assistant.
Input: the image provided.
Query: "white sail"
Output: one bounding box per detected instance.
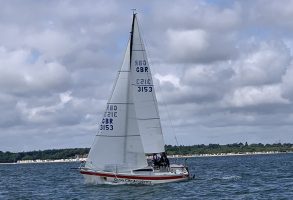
[86,40,147,172]
[81,14,190,185]
[130,15,165,153]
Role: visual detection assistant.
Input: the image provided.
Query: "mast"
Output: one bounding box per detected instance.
[123,12,136,163]
[129,12,136,69]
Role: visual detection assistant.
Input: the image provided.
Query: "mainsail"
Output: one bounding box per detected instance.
[86,40,147,172]
[86,14,165,172]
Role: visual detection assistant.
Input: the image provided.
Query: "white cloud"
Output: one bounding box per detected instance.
[224,85,290,107]
[59,91,72,104]
[154,73,181,88]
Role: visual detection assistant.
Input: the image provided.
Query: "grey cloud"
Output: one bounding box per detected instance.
[1,0,293,151]
[231,40,290,86]
[245,0,293,32]
[281,63,293,100]
[0,47,72,95]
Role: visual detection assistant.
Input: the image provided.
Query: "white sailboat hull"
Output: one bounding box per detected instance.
[80,166,189,185]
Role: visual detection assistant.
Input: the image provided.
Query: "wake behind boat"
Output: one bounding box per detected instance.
[80,13,190,185]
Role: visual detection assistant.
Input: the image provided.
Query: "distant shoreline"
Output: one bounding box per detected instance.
[168,151,293,158]
[1,151,292,165]
[0,158,86,165]
[2,143,292,164]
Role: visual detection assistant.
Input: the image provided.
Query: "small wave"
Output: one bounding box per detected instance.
[222,175,241,180]
[104,182,126,185]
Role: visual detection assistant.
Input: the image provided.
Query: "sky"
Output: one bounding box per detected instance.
[1,0,293,152]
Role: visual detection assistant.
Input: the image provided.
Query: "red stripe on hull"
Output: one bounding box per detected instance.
[80,170,188,180]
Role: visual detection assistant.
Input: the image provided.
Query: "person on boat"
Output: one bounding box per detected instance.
[152,153,160,169]
[159,152,170,169]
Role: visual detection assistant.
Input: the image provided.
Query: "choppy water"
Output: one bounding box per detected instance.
[0,153,293,199]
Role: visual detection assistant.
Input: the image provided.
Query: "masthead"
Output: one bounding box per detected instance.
[131,8,137,15]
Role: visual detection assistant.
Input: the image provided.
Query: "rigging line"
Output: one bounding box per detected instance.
[96,134,140,137]
[140,18,183,156]
[131,84,154,86]
[137,117,160,120]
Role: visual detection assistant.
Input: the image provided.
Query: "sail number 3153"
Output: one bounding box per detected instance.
[138,86,152,92]
[100,124,113,130]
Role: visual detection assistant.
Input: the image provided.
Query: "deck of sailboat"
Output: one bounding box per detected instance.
[80,165,189,184]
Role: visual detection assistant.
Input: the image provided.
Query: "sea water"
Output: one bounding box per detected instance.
[0,153,293,199]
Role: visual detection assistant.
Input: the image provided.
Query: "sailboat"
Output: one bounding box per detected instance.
[80,13,189,185]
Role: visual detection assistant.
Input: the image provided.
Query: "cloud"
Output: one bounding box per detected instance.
[246,0,293,31]
[25,30,75,59]
[231,40,290,86]
[151,0,241,31]
[16,91,74,124]
[224,85,290,107]
[0,47,71,95]
[1,0,293,151]
[281,62,293,99]
[166,29,209,62]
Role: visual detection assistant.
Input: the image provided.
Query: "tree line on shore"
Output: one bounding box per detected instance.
[0,148,89,163]
[165,142,293,155]
[0,143,292,163]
